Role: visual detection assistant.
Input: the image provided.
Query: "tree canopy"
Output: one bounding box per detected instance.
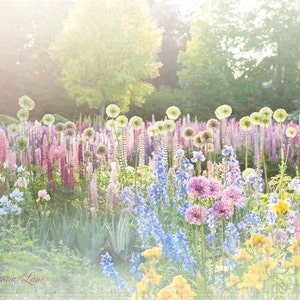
[53,0,162,113]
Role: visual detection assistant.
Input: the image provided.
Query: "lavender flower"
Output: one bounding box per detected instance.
[212,200,234,220]
[222,145,233,156]
[191,151,205,163]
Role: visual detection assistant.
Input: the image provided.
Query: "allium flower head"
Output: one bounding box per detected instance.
[207,178,223,199]
[164,119,176,132]
[215,104,232,120]
[212,200,234,220]
[193,133,203,148]
[273,108,287,123]
[147,125,158,137]
[64,128,76,139]
[17,109,29,121]
[182,127,195,140]
[42,113,55,126]
[200,130,213,143]
[105,119,116,131]
[286,127,297,138]
[206,143,214,152]
[259,107,273,119]
[7,124,19,136]
[55,122,65,133]
[116,115,128,127]
[239,116,252,131]
[186,176,209,198]
[129,116,144,130]
[16,136,29,150]
[166,106,181,120]
[83,127,95,140]
[273,228,288,245]
[185,204,207,224]
[106,104,120,118]
[64,121,76,130]
[250,112,261,125]
[259,115,272,127]
[222,186,244,207]
[18,95,35,111]
[155,121,167,134]
[96,145,107,156]
[206,118,219,130]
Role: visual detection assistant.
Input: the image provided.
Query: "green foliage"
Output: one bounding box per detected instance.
[53,0,163,113]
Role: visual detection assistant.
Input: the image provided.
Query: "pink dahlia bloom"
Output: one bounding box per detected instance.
[185,204,207,225]
[212,200,234,220]
[186,176,209,199]
[221,186,244,207]
[206,178,223,200]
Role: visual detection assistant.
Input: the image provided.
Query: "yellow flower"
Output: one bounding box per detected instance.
[166,106,181,120]
[134,280,147,299]
[292,255,300,270]
[172,275,196,300]
[272,200,290,216]
[248,263,268,281]
[238,273,263,290]
[145,269,162,285]
[249,234,268,247]
[157,286,180,300]
[140,262,147,274]
[288,238,300,253]
[233,248,253,263]
[226,275,240,288]
[141,247,162,260]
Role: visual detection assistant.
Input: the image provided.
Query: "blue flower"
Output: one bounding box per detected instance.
[0,195,9,206]
[222,146,233,156]
[99,252,125,291]
[191,151,205,163]
[10,189,24,203]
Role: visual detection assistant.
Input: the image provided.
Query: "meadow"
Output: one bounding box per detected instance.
[1,96,300,299]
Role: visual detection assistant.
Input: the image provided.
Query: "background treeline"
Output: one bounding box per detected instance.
[0,0,299,122]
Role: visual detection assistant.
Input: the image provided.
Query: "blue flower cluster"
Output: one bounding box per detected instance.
[99,252,125,291]
[0,188,24,216]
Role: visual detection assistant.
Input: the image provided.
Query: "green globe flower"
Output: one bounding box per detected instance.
[16,136,29,150]
[259,107,273,119]
[273,108,287,123]
[17,109,29,121]
[64,128,76,139]
[215,104,232,120]
[200,130,213,143]
[96,145,107,156]
[18,95,35,111]
[164,119,175,132]
[239,116,253,131]
[105,119,116,131]
[259,116,272,127]
[8,124,19,136]
[250,112,261,125]
[155,121,167,134]
[166,106,181,120]
[286,127,297,138]
[147,125,159,137]
[116,115,128,128]
[106,104,120,118]
[129,116,144,130]
[42,114,55,126]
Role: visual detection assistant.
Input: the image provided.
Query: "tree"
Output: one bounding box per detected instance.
[53,0,162,115]
[0,0,74,119]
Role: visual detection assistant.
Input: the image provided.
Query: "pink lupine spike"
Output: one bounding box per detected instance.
[90,175,98,205]
[8,152,16,171]
[295,217,300,239]
[0,128,8,164]
[35,148,42,166]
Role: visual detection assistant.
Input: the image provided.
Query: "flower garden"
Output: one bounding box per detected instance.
[1,96,300,299]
